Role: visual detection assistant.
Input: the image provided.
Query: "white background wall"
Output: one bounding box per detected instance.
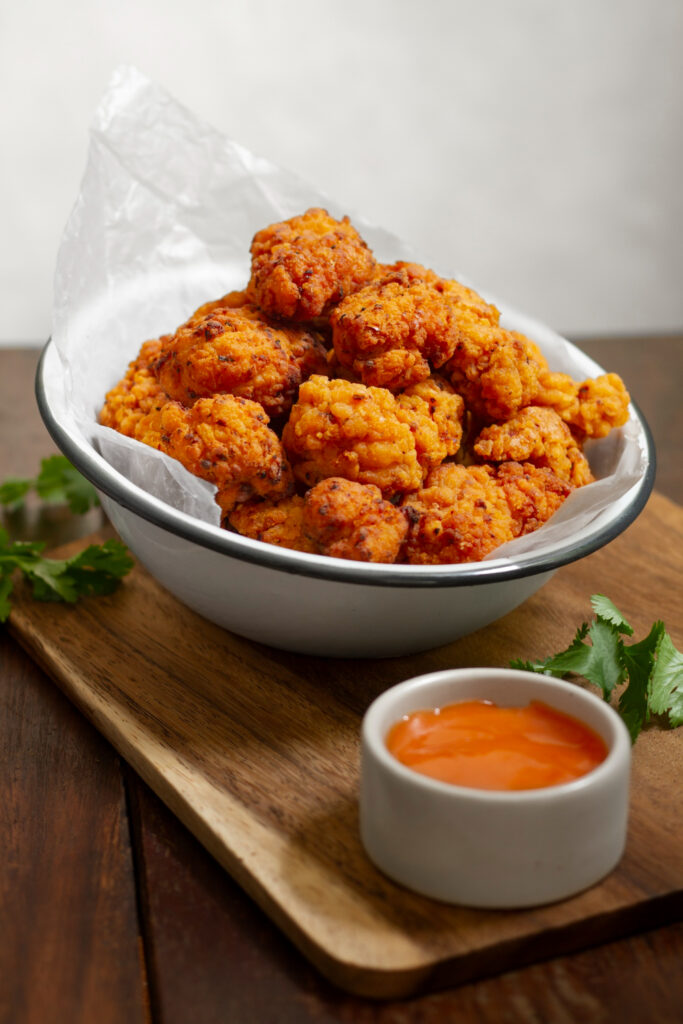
[1,0,682,344]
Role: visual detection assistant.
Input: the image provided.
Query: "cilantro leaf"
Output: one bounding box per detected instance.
[0,534,133,620]
[510,657,550,674]
[58,541,134,599]
[34,456,99,514]
[590,594,634,636]
[649,630,683,728]
[0,456,98,514]
[510,594,682,743]
[523,619,625,699]
[511,623,591,678]
[617,621,664,741]
[0,477,33,510]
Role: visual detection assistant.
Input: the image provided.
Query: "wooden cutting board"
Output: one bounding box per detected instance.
[7,491,683,999]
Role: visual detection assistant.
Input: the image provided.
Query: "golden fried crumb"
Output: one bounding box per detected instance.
[330,278,460,390]
[282,375,423,498]
[534,371,630,439]
[136,394,293,515]
[442,320,547,422]
[401,457,571,563]
[401,463,515,563]
[247,207,375,320]
[330,264,500,392]
[154,306,327,417]
[99,337,168,437]
[373,262,500,324]
[228,495,316,552]
[473,406,594,486]
[302,477,407,562]
[395,376,465,475]
[495,461,572,535]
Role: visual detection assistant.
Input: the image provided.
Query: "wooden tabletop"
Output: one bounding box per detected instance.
[2,337,682,1024]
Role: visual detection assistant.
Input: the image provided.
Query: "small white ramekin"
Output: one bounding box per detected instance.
[360,668,631,908]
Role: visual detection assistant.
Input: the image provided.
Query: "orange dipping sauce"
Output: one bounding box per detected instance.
[386,699,609,791]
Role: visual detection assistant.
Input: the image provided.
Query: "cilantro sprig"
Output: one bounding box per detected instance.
[0,455,99,514]
[0,529,134,622]
[511,595,683,742]
[0,457,133,620]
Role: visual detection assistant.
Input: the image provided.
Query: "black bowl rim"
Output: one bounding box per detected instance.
[36,339,656,589]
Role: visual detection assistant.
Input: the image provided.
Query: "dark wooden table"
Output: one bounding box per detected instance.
[2,338,682,1024]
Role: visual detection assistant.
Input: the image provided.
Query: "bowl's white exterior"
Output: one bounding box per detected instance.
[360,669,631,907]
[101,494,554,658]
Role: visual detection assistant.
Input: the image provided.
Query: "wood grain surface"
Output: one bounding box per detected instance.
[0,614,149,1024]
[7,491,683,998]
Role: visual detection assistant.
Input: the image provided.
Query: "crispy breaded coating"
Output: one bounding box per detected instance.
[372,262,500,325]
[99,337,168,437]
[330,278,461,391]
[282,375,423,498]
[136,394,293,516]
[395,376,465,474]
[330,264,500,392]
[401,463,515,564]
[247,208,375,321]
[401,457,571,563]
[534,371,630,439]
[302,478,407,563]
[443,321,547,422]
[473,406,594,486]
[284,326,331,379]
[323,347,361,383]
[185,290,251,323]
[228,495,316,553]
[154,306,327,417]
[495,461,572,535]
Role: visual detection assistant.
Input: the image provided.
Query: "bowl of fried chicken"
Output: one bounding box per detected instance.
[37,208,654,657]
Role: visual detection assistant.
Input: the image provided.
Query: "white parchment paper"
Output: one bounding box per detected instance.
[49,65,648,559]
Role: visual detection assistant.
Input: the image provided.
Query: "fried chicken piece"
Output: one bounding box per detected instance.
[534,371,630,439]
[154,306,328,417]
[473,406,594,486]
[302,478,408,563]
[228,478,408,562]
[135,394,293,516]
[372,262,500,324]
[401,456,571,564]
[99,337,169,437]
[331,263,501,392]
[442,320,547,422]
[401,463,515,564]
[395,376,465,474]
[495,461,573,535]
[330,278,461,391]
[228,495,317,553]
[247,208,376,321]
[282,375,423,498]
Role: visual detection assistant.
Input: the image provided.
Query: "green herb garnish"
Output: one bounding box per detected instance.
[511,594,683,742]
[0,457,132,620]
[0,455,99,514]
[0,529,133,622]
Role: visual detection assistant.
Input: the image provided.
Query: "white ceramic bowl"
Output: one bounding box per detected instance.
[36,339,653,658]
[360,668,631,907]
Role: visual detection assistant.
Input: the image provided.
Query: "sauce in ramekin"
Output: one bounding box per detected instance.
[386,699,608,791]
